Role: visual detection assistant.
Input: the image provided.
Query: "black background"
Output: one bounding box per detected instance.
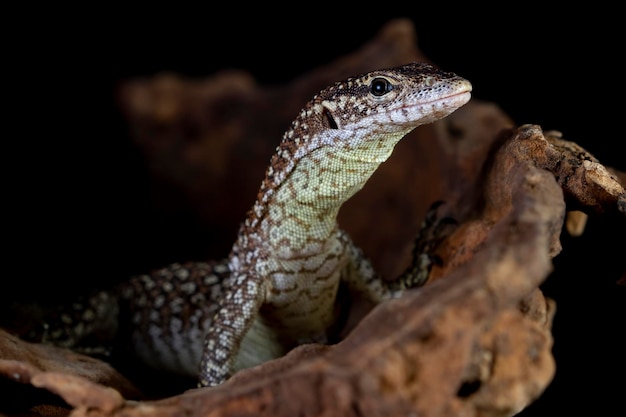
[7,6,625,416]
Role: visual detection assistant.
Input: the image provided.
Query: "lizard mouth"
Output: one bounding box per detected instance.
[390,89,471,127]
[398,89,472,112]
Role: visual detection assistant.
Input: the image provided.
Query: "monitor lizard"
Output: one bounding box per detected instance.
[22,62,472,388]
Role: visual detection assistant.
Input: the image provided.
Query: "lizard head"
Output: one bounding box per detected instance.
[316,62,472,135]
[274,62,471,166]
[300,61,472,164]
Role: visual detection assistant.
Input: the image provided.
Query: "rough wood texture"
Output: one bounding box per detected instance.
[1,18,624,417]
[0,328,140,416]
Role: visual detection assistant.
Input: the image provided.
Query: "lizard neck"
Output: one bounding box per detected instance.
[238,127,409,258]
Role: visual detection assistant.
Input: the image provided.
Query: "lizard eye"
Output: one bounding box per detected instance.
[370,77,393,96]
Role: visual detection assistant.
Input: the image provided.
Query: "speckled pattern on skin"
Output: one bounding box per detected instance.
[31,63,472,388]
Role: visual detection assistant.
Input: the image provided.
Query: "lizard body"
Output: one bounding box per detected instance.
[193,62,471,386]
[18,62,471,388]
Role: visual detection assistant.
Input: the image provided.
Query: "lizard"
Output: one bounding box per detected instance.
[9,62,472,388]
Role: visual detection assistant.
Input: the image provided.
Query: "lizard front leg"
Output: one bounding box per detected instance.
[198,270,266,387]
[340,201,456,302]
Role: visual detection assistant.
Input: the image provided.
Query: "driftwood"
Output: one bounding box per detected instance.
[1,18,624,417]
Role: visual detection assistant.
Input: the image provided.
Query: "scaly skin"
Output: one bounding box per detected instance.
[17,62,471,388]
